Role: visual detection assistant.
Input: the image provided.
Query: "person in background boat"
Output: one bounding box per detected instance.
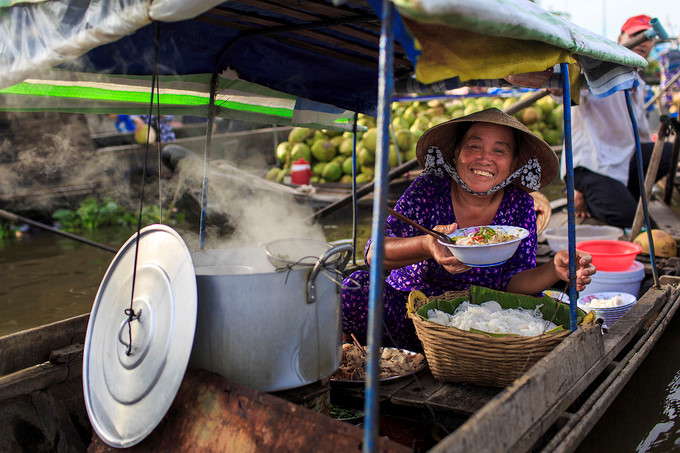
[113,114,136,133]
[563,14,673,229]
[657,42,680,114]
[341,108,596,351]
[132,115,177,143]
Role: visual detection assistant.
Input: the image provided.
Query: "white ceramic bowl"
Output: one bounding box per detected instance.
[542,225,623,253]
[577,291,637,327]
[437,225,529,267]
[577,291,636,309]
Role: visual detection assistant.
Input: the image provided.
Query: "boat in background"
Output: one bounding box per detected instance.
[1,0,678,451]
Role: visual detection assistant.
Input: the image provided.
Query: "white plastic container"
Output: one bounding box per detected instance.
[580,260,645,298]
[542,225,623,253]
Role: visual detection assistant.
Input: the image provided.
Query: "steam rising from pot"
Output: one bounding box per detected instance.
[160,143,327,252]
[0,108,326,253]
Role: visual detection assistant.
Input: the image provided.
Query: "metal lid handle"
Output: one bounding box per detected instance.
[307,243,353,304]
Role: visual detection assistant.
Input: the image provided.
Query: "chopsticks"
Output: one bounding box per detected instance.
[351,333,367,356]
[386,206,454,244]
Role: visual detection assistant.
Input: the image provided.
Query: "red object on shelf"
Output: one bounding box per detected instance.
[576,240,642,272]
[290,158,312,185]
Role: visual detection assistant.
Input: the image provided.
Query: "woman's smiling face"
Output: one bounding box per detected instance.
[454,122,517,193]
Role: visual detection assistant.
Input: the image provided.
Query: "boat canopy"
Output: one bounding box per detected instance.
[1,0,648,120]
[0,69,360,131]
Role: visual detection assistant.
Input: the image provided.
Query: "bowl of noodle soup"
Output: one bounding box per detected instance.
[438,225,529,267]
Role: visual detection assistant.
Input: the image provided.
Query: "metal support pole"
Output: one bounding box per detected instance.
[199,71,218,250]
[624,90,660,287]
[559,63,578,331]
[364,0,393,450]
[352,112,359,266]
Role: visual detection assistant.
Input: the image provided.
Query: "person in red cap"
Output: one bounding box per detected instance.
[562,14,673,229]
[620,15,656,59]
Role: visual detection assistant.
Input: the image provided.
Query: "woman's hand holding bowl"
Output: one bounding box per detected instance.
[428,223,471,274]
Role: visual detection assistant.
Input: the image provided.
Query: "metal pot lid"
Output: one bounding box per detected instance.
[82,224,197,448]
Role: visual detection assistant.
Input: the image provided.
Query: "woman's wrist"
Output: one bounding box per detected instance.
[550,253,566,283]
[422,234,434,257]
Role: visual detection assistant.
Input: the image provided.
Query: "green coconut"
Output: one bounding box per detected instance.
[322,162,342,182]
[290,143,311,162]
[289,127,312,143]
[311,140,336,162]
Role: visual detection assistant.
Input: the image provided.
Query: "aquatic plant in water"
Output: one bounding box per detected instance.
[0,222,12,239]
[53,197,184,233]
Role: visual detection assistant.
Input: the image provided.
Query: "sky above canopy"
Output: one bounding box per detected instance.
[541,0,679,41]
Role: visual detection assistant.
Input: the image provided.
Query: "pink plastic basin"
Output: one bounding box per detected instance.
[576,240,643,272]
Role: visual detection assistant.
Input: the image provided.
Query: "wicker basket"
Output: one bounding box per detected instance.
[408,287,587,387]
[530,191,551,236]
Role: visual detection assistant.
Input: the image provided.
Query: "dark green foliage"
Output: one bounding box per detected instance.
[0,221,12,239]
[53,197,184,233]
[329,404,363,420]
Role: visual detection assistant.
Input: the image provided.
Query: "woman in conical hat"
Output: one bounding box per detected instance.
[342,108,595,351]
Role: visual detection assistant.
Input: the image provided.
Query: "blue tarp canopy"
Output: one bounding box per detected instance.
[1,0,648,117]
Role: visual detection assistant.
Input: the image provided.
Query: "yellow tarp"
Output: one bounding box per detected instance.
[405,21,576,84]
[405,20,580,103]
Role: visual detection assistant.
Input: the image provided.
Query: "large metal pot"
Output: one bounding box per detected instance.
[189,241,352,392]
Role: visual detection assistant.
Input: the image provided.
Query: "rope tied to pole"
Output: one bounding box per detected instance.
[123,307,142,356]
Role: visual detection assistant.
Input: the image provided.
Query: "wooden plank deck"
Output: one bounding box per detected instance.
[648,199,680,240]
[331,281,680,452]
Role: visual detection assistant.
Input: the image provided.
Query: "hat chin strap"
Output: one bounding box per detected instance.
[422,146,541,195]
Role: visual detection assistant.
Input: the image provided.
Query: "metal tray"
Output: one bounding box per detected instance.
[329,347,427,386]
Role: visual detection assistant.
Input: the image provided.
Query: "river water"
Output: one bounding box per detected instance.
[1,201,678,451]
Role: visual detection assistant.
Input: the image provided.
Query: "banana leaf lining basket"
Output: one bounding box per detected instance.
[407,286,590,387]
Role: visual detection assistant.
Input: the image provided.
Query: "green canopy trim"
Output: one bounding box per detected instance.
[0,71,358,131]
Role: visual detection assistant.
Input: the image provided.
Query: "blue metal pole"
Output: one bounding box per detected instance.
[364,0,393,450]
[352,112,359,266]
[559,63,578,331]
[624,90,660,285]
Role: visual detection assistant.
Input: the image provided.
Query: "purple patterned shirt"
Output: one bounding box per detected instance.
[367,173,537,296]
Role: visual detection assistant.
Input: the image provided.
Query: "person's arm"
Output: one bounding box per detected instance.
[506,250,595,294]
[366,235,431,269]
[131,115,145,129]
[365,224,471,273]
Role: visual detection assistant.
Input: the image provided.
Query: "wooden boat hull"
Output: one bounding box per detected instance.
[0,314,90,452]
[2,278,679,452]
[88,369,410,452]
